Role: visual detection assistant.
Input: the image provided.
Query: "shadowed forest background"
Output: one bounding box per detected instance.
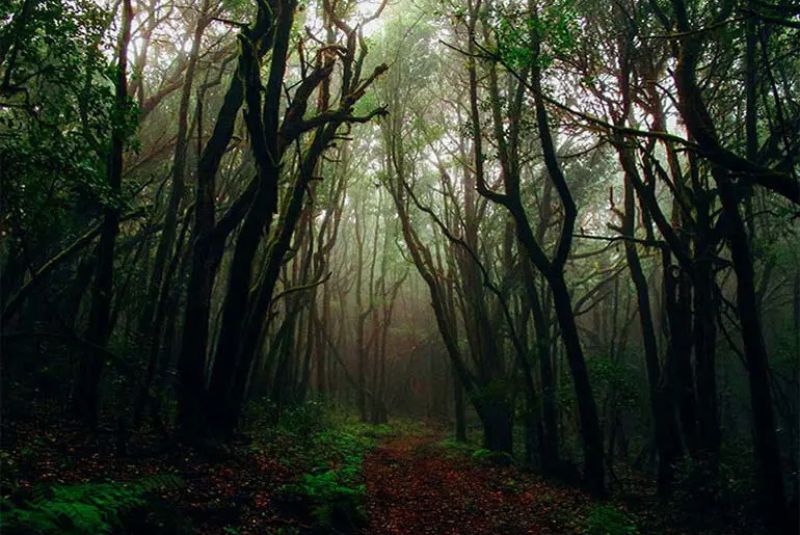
[1,0,798,533]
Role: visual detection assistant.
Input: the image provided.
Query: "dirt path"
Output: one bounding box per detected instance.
[363,433,586,535]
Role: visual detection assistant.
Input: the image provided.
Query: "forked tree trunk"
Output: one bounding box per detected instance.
[616,142,682,493]
[175,3,274,439]
[206,0,295,436]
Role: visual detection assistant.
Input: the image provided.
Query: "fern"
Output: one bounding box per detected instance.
[0,474,183,535]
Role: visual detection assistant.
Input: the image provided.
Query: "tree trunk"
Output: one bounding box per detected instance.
[72,0,132,425]
[480,400,514,456]
[523,259,559,468]
[453,365,467,442]
[140,0,208,342]
[549,273,605,494]
[615,140,682,493]
[717,171,788,531]
[174,2,274,439]
[206,0,295,436]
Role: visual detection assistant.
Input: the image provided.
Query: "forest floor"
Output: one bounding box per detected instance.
[0,401,768,534]
[363,432,588,534]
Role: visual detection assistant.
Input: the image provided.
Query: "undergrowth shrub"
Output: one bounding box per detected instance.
[275,413,394,533]
[276,401,328,437]
[0,474,183,535]
[585,504,638,535]
[437,437,477,458]
[285,469,366,530]
[246,398,330,448]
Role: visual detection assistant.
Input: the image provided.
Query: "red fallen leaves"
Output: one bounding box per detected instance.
[5,404,591,535]
[3,403,775,535]
[1,403,299,535]
[363,434,587,535]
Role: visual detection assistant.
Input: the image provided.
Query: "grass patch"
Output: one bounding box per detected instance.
[0,474,184,535]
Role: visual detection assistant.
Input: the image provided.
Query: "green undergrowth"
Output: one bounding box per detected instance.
[248,402,399,533]
[470,447,515,465]
[436,436,480,457]
[0,474,184,535]
[437,436,519,466]
[585,504,639,535]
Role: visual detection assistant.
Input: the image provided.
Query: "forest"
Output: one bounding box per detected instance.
[0,0,798,533]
